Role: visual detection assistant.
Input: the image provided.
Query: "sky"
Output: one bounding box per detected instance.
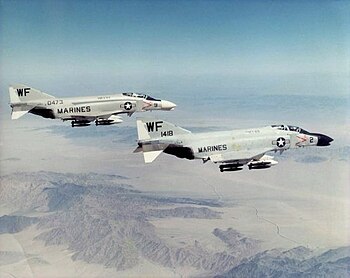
[0,0,349,98]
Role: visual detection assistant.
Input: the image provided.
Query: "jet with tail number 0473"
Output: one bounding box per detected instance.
[135,118,333,172]
[9,85,176,127]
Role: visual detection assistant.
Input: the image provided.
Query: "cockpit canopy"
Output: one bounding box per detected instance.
[271,124,310,134]
[122,92,160,101]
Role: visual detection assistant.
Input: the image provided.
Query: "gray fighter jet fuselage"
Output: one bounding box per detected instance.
[135,119,333,172]
[9,85,176,127]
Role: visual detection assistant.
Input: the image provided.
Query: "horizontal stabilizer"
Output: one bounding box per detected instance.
[143,150,163,163]
[10,105,32,119]
[11,109,29,119]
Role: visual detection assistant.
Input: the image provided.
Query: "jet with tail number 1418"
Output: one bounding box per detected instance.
[9,84,176,127]
[135,118,333,172]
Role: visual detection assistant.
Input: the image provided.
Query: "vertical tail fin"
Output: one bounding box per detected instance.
[9,85,55,119]
[9,84,55,104]
[136,118,191,141]
[136,118,191,163]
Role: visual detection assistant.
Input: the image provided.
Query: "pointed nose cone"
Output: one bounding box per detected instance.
[315,134,334,146]
[161,100,176,110]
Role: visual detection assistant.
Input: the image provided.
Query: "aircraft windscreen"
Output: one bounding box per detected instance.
[122,93,160,101]
[122,93,134,97]
[288,125,310,134]
[271,125,309,134]
[271,124,288,131]
[145,95,160,101]
[288,126,301,132]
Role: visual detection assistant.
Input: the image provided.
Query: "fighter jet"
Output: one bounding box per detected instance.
[135,118,333,172]
[9,84,176,127]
